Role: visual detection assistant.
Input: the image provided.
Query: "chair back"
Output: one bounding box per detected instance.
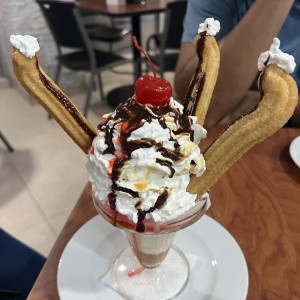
[36,0,85,49]
[163,1,187,49]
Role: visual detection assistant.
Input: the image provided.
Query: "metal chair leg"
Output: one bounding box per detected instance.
[83,74,94,117]
[97,73,105,102]
[54,60,62,84]
[0,132,14,152]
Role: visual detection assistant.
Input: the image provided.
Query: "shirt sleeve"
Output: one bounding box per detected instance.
[182,0,239,43]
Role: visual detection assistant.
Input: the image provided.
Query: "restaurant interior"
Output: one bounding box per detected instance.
[1,1,299,299]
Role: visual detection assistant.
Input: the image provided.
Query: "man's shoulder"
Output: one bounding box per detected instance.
[183,0,252,43]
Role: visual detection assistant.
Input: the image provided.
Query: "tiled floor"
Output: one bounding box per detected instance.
[0,55,175,257]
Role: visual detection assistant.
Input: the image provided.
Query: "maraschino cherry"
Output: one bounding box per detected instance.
[133,36,172,106]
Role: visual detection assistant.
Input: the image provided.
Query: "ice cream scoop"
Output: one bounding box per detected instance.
[87,95,208,229]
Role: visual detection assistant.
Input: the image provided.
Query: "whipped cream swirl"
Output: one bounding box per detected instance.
[258,37,296,74]
[87,97,207,225]
[10,35,40,58]
[198,18,221,36]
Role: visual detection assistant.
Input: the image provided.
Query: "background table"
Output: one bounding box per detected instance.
[76,0,184,79]
[28,127,300,299]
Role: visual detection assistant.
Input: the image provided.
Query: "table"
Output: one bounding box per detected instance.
[27,127,300,299]
[76,0,183,79]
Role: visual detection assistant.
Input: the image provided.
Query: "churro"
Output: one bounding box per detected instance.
[184,18,220,126]
[10,31,298,218]
[11,35,96,154]
[188,63,298,199]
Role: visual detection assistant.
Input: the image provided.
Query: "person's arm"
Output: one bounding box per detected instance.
[175,0,295,128]
[175,43,198,102]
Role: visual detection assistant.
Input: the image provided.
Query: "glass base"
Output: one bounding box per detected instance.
[112,245,189,300]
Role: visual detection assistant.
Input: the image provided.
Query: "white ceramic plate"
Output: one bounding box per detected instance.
[289,136,300,168]
[57,215,248,299]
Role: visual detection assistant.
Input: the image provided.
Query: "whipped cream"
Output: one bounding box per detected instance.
[87,98,208,224]
[198,18,220,36]
[258,37,296,74]
[10,35,39,58]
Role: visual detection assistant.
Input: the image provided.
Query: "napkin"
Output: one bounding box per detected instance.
[100,250,198,297]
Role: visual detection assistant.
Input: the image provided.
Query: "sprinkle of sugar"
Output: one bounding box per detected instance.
[198,18,221,36]
[258,37,296,74]
[10,35,40,58]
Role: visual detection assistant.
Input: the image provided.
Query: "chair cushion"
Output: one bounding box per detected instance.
[60,50,91,70]
[88,26,130,42]
[94,50,127,70]
[61,50,126,71]
[0,229,46,300]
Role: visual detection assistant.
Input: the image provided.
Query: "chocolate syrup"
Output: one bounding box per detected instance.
[36,60,95,139]
[100,99,193,232]
[183,32,207,116]
[156,158,175,177]
[155,189,168,209]
[108,192,117,210]
[158,147,182,161]
[135,189,168,232]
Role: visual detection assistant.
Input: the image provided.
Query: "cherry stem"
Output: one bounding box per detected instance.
[133,36,157,79]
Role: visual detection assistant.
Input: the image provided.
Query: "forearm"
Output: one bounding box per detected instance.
[175,0,295,122]
[205,0,294,127]
[174,43,198,102]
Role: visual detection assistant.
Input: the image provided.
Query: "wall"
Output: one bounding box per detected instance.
[0,0,57,83]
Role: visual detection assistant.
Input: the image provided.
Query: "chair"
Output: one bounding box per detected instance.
[36,0,128,116]
[146,1,187,78]
[0,229,46,300]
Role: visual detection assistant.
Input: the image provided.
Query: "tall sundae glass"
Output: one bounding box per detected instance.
[93,191,209,300]
[88,89,210,299]
[84,36,213,299]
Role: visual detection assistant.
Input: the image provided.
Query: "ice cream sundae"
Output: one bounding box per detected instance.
[87,37,209,233]
[10,16,298,299]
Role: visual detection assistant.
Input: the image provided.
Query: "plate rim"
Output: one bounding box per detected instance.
[289,135,300,167]
[57,215,248,300]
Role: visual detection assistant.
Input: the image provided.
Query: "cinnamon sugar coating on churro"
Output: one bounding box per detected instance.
[183,31,220,126]
[11,49,96,153]
[188,64,298,200]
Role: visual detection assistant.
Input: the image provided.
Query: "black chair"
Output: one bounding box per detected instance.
[80,9,130,51]
[0,229,46,300]
[146,1,187,78]
[36,0,128,116]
